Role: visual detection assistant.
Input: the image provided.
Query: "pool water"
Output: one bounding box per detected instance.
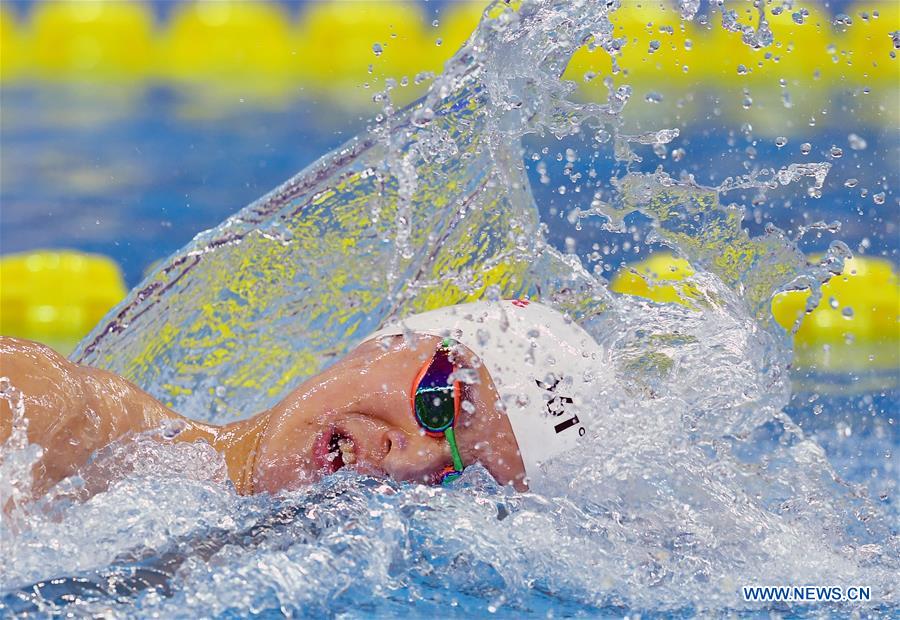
[1,0,898,617]
[1,85,896,289]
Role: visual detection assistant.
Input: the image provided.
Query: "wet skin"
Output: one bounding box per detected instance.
[0,334,526,503]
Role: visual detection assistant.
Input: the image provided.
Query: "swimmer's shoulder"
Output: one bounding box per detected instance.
[0,336,88,446]
[1,334,68,361]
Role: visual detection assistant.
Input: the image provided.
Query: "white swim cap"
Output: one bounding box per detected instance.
[360,299,603,489]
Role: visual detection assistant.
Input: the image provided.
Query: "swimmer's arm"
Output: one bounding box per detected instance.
[0,336,214,497]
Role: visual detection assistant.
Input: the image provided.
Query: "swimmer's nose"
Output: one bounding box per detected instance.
[383,429,407,456]
[380,429,447,485]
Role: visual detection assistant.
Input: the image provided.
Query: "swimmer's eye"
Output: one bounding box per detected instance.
[411,341,465,483]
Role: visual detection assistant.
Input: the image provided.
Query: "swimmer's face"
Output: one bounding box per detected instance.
[251,334,527,492]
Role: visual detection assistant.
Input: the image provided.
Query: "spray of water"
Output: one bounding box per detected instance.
[2,0,896,615]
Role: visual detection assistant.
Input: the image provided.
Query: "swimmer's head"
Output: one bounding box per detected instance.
[250,328,527,492]
[249,299,600,493]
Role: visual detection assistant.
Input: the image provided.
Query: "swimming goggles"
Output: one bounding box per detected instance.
[411,337,465,485]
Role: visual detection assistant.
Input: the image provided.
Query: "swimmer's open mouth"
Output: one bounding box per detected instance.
[318,427,357,473]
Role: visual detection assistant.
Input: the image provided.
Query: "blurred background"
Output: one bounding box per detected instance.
[0,0,897,368]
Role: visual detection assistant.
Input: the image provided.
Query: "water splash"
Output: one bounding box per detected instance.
[0,378,42,523]
[3,0,897,616]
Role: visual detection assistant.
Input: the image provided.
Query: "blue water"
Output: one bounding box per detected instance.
[0,87,367,285]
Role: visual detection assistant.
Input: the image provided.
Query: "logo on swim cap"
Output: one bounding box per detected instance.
[535,375,584,436]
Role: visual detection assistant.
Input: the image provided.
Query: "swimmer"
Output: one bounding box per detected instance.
[1,299,601,501]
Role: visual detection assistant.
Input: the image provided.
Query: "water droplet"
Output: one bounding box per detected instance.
[781,91,793,109]
[411,106,435,127]
[844,178,859,188]
[372,42,383,56]
[830,146,843,158]
[737,64,748,75]
[873,192,885,205]
[648,40,661,53]
[742,95,753,109]
[829,297,839,309]
[432,19,439,28]
[645,91,663,103]
[800,142,812,155]
[841,306,854,318]
[832,13,852,28]
[813,403,823,416]
[414,71,434,85]
[435,38,443,46]
[774,136,787,148]
[847,133,867,150]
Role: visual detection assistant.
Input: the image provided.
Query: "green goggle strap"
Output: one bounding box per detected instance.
[437,338,465,485]
[444,426,464,473]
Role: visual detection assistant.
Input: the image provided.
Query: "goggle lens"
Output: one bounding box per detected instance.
[414,348,456,432]
[411,339,465,484]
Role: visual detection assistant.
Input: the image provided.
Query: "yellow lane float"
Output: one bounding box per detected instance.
[436,1,486,63]
[0,5,27,80]
[294,0,436,106]
[0,0,895,109]
[608,253,698,306]
[610,252,900,371]
[0,251,127,354]
[843,1,900,83]
[3,247,895,371]
[30,0,155,80]
[163,1,294,81]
